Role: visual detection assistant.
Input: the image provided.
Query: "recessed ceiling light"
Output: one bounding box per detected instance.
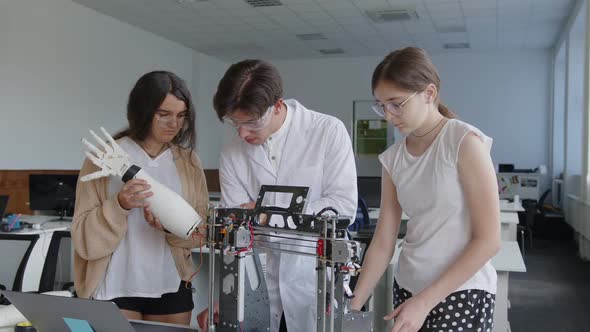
[244,0,282,7]
[318,48,345,55]
[436,25,467,33]
[443,42,470,49]
[296,33,327,41]
[366,9,419,23]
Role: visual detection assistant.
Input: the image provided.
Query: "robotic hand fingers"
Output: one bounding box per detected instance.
[80,127,131,182]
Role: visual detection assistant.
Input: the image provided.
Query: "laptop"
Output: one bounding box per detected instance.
[1,290,198,332]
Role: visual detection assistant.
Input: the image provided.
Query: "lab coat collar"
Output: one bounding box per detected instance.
[242,99,308,177]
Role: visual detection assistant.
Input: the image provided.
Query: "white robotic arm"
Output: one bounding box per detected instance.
[81,127,203,239]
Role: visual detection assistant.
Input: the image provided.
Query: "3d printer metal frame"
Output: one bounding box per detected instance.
[205,185,373,332]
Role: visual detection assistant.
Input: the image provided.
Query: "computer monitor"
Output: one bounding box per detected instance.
[357,176,381,208]
[0,195,8,218]
[29,174,78,218]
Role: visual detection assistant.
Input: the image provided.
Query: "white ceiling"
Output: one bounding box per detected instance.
[72,0,575,61]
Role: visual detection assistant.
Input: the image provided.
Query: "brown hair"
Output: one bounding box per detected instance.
[213,59,283,121]
[372,47,455,118]
[114,71,196,149]
[113,71,197,166]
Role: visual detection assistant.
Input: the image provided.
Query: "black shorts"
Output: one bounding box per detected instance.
[394,279,495,332]
[110,281,194,315]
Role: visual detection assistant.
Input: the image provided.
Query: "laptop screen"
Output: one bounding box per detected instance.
[1,290,199,332]
[1,290,135,332]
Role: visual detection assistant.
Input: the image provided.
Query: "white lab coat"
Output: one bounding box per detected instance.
[219,99,357,332]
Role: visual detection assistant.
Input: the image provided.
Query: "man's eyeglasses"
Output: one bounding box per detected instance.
[372,91,419,117]
[223,106,273,131]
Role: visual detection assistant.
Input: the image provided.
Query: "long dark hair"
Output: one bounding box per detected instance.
[114,71,196,153]
[372,47,455,118]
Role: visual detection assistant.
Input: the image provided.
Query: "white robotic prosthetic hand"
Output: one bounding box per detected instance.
[80,127,203,239]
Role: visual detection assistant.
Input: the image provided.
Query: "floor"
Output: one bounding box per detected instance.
[508,236,590,331]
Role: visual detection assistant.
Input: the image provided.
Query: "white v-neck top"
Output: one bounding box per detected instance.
[379,119,497,295]
[94,137,181,300]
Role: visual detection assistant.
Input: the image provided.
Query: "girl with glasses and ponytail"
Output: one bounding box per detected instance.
[351,47,501,332]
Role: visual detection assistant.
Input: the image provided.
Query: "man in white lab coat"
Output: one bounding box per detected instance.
[203,59,357,332]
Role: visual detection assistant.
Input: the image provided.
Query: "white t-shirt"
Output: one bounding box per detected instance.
[379,119,497,295]
[94,137,181,300]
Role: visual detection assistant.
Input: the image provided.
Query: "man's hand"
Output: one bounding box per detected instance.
[240,202,269,225]
[240,202,256,209]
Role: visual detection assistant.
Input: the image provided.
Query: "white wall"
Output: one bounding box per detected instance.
[564,7,587,198]
[266,50,552,178]
[565,37,585,196]
[553,45,566,181]
[561,0,590,260]
[192,53,229,169]
[0,0,553,180]
[0,0,197,169]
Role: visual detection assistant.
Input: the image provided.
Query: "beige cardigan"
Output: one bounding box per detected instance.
[71,144,209,299]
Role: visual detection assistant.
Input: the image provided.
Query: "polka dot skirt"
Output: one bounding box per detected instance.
[393,280,495,332]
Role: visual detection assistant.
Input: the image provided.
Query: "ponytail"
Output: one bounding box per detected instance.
[437,102,456,119]
[373,47,459,120]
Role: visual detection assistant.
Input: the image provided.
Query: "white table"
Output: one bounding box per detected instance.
[490,241,526,332]
[368,208,409,221]
[499,200,525,212]
[372,240,526,332]
[500,212,519,241]
[368,209,520,241]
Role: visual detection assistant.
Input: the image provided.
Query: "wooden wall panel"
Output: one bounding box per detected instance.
[0,169,221,215]
[204,169,220,193]
[0,170,79,215]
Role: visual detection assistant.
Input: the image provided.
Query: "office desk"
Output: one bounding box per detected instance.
[0,222,70,292]
[366,209,520,241]
[367,198,524,217]
[373,240,525,332]
[368,208,408,221]
[500,200,525,212]
[500,212,519,241]
[490,241,526,332]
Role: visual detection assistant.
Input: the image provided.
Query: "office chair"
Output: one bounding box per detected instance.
[39,231,73,293]
[518,201,536,257]
[537,189,560,221]
[517,189,551,257]
[0,234,40,292]
[349,197,370,232]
